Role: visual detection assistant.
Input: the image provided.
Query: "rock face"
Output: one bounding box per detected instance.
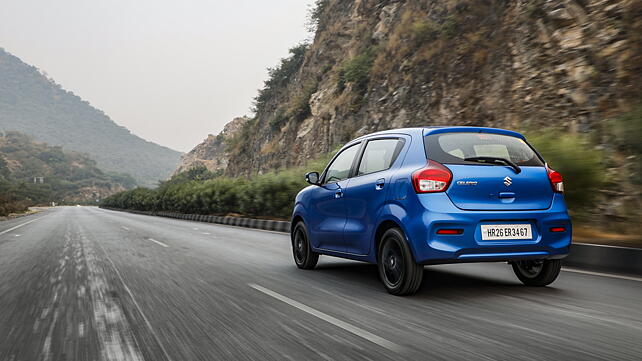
[175,0,641,227]
[225,0,642,176]
[173,117,248,176]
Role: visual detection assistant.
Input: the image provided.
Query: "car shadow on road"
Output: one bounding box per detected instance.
[313,261,565,298]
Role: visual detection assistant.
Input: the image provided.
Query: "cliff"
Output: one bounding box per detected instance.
[225,0,641,175]
[172,117,248,176]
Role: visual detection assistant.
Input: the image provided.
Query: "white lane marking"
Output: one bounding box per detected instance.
[202,232,211,235]
[147,238,169,248]
[562,267,642,282]
[574,242,642,250]
[121,226,130,231]
[95,240,174,361]
[0,217,41,236]
[249,283,401,352]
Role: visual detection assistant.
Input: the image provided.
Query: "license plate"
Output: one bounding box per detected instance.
[480,224,532,240]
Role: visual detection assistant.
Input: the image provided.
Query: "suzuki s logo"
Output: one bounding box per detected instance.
[503,176,512,186]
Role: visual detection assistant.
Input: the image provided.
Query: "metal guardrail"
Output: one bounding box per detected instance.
[101,207,642,276]
[101,207,291,233]
[564,243,642,276]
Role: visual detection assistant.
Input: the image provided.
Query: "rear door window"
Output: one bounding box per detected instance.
[424,132,544,166]
[357,138,405,176]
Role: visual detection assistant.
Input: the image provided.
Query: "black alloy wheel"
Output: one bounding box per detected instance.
[292,222,319,270]
[512,259,561,286]
[377,228,424,295]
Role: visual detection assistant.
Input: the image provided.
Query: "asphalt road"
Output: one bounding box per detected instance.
[1,207,640,361]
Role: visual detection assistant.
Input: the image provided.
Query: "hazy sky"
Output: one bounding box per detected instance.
[0,0,314,152]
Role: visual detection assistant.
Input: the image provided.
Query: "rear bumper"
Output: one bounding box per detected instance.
[406,193,571,264]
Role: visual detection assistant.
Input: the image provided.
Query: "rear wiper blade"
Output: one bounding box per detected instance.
[464,156,522,174]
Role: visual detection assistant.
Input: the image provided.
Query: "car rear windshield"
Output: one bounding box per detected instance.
[424,132,544,166]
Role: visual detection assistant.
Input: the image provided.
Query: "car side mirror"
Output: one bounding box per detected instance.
[305,172,320,185]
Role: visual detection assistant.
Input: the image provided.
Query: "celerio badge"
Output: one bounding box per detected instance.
[457,180,478,186]
[504,176,512,186]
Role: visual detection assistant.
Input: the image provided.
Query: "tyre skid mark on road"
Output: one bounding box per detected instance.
[39,228,70,361]
[92,235,174,361]
[42,309,59,361]
[82,234,145,361]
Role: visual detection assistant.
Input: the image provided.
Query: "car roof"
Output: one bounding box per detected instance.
[354,126,525,140]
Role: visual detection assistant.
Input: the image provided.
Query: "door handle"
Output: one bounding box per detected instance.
[335,190,343,199]
[375,178,385,191]
[499,192,516,199]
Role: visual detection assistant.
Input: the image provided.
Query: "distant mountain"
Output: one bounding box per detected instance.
[0,131,134,213]
[0,48,181,187]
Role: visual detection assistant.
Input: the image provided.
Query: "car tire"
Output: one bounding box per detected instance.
[292,222,319,270]
[377,228,423,296]
[512,259,561,286]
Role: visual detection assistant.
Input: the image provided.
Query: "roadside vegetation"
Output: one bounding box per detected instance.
[101,153,335,219]
[104,113,641,227]
[526,130,605,213]
[528,107,642,240]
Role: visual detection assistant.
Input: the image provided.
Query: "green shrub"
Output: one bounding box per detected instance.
[307,0,329,32]
[411,20,440,43]
[338,47,378,93]
[527,131,605,212]
[269,109,289,130]
[411,16,458,44]
[613,106,642,154]
[287,81,318,122]
[441,16,458,38]
[0,194,28,216]
[254,43,309,111]
[225,117,257,153]
[526,0,546,18]
[613,106,642,184]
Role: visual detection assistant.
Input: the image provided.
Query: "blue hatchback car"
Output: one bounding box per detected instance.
[291,127,571,295]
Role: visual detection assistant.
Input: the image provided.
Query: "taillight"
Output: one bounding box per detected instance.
[547,166,564,193]
[412,160,452,193]
[550,227,566,232]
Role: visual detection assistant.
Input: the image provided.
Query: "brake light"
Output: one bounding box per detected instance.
[412,160,452,193]
[547,166,564,193]
[550,227,566,232]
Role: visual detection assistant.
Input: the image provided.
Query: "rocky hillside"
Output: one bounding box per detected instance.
[172,117,248,176]
[0,131,134,206]
[224,0,641,175]
[0,48,182,187]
